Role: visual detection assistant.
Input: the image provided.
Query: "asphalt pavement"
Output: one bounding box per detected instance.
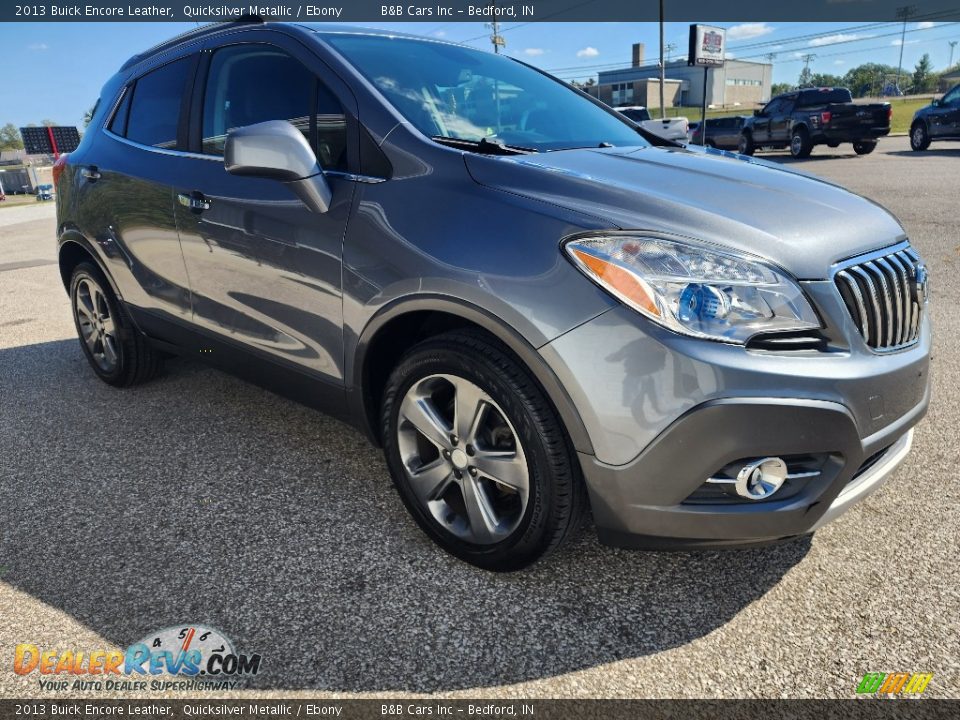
[1,135,958,699]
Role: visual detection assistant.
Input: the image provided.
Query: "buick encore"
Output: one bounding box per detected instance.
[55,22,930,570]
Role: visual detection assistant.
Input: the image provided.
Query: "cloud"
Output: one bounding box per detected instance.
[576,46,599,58]
[892,38,920,46]
[726,23,775,41]
[916,21,936,29]
[809,33,865,47]
[28,42,48,51]
[524,48,545,56]
[833,59,846,65]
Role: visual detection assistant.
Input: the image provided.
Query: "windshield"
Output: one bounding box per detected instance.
[324,33,650,152]
[620,108,651,122]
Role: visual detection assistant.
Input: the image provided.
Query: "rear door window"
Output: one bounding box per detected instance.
[121,57,192,149]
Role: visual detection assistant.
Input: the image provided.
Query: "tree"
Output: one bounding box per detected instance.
[798,66,813,88]
[82,103,97,127]
[41,119,56,127]
[912,54,934,93]
[0,123,23,151]
[771,82,793,96]
[842,62,900,97]
[809,73,844,88]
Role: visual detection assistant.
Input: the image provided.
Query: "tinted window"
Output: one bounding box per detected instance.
[108,88,132,137]
[621,109,651,122]
[325,34,648,152]
[942,85,960,107]
[201,44,347,170]
[125,57,191,149]
[797,88,852,106]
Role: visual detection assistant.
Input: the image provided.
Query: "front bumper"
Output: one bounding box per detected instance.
[540,301,930,549]
[577,396,925,549]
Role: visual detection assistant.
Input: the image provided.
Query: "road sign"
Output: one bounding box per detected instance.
[688,24,727,67]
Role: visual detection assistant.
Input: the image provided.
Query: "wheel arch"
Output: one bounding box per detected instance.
[350,295,595,456]
[57,231,123,300]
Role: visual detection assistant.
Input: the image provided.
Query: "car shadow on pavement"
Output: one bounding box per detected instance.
[884,148,960,157]
[1,339,811,692]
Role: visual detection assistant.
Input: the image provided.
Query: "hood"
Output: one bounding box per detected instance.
[464,144,905,279]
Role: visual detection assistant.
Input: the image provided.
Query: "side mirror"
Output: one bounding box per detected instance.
[931,98,941,107]
[224,120,332,214]
[753,109,763,117]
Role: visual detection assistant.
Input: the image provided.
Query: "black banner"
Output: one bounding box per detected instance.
[2,0,960,22]
[2,700,960,720]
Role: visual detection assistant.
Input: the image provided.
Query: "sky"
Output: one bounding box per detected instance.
[2,19,958,129]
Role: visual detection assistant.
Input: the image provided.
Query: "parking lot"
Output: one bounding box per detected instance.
[1,135,958,699]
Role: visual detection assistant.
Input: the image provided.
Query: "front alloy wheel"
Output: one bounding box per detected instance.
[397,374,529,544]
[910,123,930,151]
[381,330,585,571]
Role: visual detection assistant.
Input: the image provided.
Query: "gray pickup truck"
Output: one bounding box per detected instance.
[739,87,891,158]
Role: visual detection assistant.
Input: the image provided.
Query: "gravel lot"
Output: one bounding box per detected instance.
[1,135,958,699]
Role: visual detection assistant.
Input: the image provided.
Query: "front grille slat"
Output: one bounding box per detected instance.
[835,245,923,351]
[876,258,904,345]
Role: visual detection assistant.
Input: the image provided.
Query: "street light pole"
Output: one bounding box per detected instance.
[949,40,958,69]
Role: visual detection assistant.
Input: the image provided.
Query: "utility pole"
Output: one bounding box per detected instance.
[488,1,504,54]
[801,53,816,86]
[666,42,677,63]
[659,0,665,118]
[895,5,916,94]
[949,40,958,69]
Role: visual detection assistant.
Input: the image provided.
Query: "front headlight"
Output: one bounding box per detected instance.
[564,234,820,344]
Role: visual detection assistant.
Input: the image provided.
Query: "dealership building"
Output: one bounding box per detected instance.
[586,43,773,110]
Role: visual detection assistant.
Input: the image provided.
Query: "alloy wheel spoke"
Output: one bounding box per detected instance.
[408,459,454,503]
[461,475,498,543]
[453,379,487,443]
[399,393,452,451]
[472,450,528,494]
[101,334,118,366]
[77,284,95,318]
[101,316,116,336]
[84,329,99,354]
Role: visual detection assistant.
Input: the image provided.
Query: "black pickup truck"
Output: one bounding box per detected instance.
[738,87,891,158]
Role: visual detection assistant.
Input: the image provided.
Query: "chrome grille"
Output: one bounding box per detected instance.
[834,245,924,350]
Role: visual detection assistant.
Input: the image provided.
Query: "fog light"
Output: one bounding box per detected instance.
[735,457,787,500]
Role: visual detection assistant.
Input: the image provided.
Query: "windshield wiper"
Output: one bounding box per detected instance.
[431,136,538,155]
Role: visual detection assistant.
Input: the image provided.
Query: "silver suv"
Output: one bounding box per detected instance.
[55,22,930,570]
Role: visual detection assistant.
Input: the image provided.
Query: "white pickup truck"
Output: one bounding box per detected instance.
[616,106,690,142]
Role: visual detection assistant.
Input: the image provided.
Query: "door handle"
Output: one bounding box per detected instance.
[80,166,101,181]
[178,192,211,213]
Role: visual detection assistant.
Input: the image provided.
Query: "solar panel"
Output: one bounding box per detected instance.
[19,126,82,155]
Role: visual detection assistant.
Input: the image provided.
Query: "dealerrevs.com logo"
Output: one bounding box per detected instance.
[14,625,262,692]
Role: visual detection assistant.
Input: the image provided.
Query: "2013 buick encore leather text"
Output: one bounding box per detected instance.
[54,21,930,570]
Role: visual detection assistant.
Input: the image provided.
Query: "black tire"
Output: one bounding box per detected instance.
[69,262,162,387]
[853,141,877,155]
[704,139,716,148]
[790,128,813,158]
[737,132,755,156]
[381,329,585,571]
[910,122,930,151]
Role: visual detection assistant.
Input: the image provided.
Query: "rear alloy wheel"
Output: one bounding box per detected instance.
[910,123,930,151]
[737,132,755,156]
[70,262,162,386]
[790,128,812,158]
[381,330,584,571]
[853,140,877,155]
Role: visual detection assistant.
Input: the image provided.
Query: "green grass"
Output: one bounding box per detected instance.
[656,96,935,134]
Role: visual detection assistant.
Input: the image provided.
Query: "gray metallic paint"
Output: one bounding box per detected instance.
[56,22,931,548]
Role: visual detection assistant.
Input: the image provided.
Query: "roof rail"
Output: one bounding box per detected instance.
[119,17,264,71]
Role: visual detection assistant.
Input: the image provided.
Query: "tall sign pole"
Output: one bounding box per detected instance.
[895,5,916,93]
[688,24,726,145]
[659,0,666,118]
